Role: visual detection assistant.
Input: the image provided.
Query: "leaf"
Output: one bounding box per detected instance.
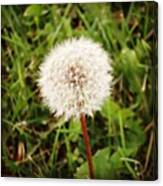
[75,147,111,179]
[101,98,145,155]
[125,120,146,153]
[135,39,151,61]
[68,119,81,142]
[74,147,135,179]
[101,98,133,122]
[115,47,144,93]
[101,98,120,120]
[24,5,43,17]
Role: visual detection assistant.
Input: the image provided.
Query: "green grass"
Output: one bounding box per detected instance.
[1,2,157,180]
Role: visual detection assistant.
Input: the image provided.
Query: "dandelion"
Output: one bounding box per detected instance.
[38,37,112,178]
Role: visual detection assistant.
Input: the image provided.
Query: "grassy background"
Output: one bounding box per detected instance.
[1,2,157,180]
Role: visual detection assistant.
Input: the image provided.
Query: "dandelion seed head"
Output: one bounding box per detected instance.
[38,37,112,120]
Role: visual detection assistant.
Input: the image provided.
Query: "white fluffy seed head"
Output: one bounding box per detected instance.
[37,37,112,120]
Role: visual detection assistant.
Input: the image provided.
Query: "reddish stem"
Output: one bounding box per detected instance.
[80,113,94,179]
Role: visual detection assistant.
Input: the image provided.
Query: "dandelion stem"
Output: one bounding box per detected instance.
[80,113,94,179]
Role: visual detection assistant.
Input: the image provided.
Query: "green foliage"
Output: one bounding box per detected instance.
[68,119,81,142]
[24,5,44,17]
[1,2,157,180]
[75,147,136,179]
[75,99,145,179]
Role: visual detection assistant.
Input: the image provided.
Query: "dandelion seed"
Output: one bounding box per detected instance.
[38,37,112,120]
